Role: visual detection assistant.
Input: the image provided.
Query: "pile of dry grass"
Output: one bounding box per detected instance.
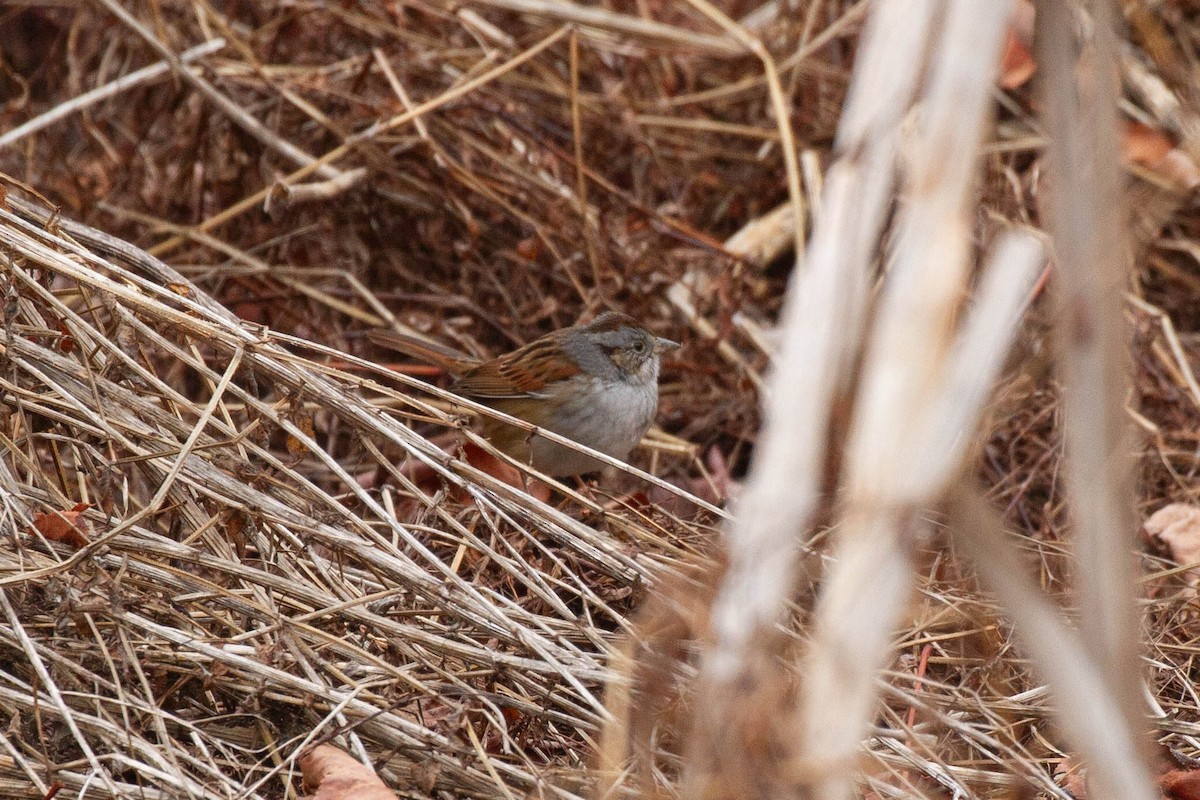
[4,1,1200,799]
[2,187,726,796]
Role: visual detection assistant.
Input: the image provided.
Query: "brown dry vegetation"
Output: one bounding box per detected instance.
[1,1,1200,799]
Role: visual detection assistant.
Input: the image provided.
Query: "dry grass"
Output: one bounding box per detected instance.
[2,1,1200,798]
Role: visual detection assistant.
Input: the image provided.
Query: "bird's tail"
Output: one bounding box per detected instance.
[366,329,477,375]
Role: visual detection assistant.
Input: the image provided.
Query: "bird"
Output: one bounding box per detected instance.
[369,311,678,476]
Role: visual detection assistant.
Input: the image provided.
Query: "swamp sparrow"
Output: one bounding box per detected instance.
[370,312,678,476]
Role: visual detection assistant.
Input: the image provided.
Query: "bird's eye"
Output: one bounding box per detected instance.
[631,340,647,353]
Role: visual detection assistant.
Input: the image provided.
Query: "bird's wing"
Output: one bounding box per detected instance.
[454,337,581,399]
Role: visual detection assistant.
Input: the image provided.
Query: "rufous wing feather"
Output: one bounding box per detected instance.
[453,337,582,399]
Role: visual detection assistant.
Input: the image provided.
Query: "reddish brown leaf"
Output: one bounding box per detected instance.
[515,237,540,261]
[461,442,551,502]
[1122,121,1200,193]
[1162,769,1200,800]
[999,28,1037,89]
[300,745,397,800]
[31,502,92,548]
[366,440,552,507]
[287,414,317,457]
[1124,121,1175,165]
[56,321,76,353]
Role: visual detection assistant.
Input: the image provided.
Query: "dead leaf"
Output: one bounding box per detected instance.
[461,442,552,502]
[1125,120,1175,165]
[1122,121,1200,193]
[515,237,540,261]
[1054,757,1088,799]
[365,439,552,508]
[1054,755,1200,799]
[999,28,1037,89]
[31,502,92,548]
[1162,769,1200,800]
[300,744,397,800]
[56,321,76,353]
[1000,0,1037,90]
[287,414,316,457]
[413,759,441,795]
[1144,503,1200,577]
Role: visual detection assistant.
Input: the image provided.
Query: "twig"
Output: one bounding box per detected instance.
[0,38,226,149]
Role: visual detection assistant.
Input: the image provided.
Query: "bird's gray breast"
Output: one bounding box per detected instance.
[543,375,658,459]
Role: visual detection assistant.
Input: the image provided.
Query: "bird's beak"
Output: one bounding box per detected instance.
[654,337,680,355]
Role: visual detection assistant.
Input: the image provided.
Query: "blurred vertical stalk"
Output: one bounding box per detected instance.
[675,2,937,797]
[681,2,1027,799]
[797,2,1017,797]
[1036,0,1147,750]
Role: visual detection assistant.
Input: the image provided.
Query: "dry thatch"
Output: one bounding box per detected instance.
[3,1,1200,799]
[1,192,715,797]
